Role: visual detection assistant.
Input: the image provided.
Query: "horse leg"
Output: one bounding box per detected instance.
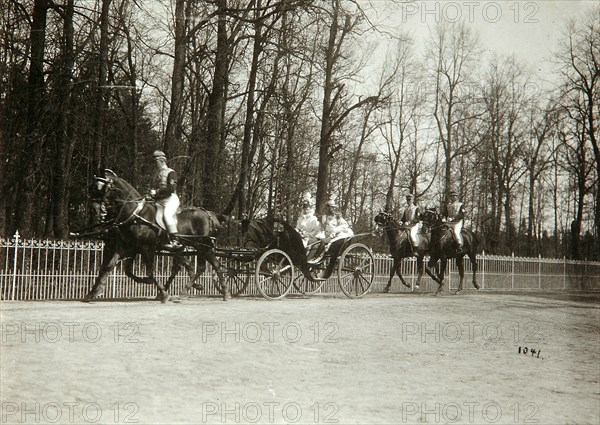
[139,250,168,303]
[396,269,411,289]
[173,256,198,298]
[206,252,230,301]
[84,248,121,301]
[433,258,447,296]
[424,257,441,285]
[383,258,402,294]
[415,257,425,290]
[383,266,394,293]
[454,256,465,294]
[470,252,479,289]
[164,255,184,293]
[123,258,154,285]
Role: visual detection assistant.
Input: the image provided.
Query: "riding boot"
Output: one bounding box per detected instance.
[164,233,183,251]
[409,239,418,256]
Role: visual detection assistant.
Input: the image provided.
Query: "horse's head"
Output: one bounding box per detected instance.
[420,207,441,227]
[88,175,112,225]
[374,211,397,229]
[88,170,141,225]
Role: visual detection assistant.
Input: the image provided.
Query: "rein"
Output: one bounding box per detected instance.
[112,200,146,227]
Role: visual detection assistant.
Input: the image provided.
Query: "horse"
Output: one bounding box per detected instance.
[83,170,230,302]
[374,211,436,292]
[420,208,479,295]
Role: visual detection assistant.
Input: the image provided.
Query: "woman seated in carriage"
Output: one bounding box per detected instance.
[296,193,354,262]
[296,193,325,246]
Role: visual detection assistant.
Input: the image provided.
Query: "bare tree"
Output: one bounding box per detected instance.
[426,20,480,199]
[314,0,378,213]
[556,8,600,258]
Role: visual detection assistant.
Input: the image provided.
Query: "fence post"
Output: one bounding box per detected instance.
[538,254,542,290]
[563,256,566,289]
[11,230,20,301]
[411,257,415,291]
[511,252,515,290]
[481,250,485,290]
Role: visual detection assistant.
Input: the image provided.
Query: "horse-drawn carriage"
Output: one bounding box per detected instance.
[76,171,375,302]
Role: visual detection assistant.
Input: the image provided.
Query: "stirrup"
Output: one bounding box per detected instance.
[164,240,184,251]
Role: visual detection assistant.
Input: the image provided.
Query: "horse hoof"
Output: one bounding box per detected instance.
[161,295,169,304]
[382,288,390,293]
[82,292,99,303]
[223,293,231,301]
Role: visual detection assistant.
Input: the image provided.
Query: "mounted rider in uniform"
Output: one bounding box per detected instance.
[441,190,465,253]
[150,150,182,250]
[401,193,422,255]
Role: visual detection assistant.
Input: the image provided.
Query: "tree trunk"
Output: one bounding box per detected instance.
[315,3,339,213]
[51,0,75,238]
[163,0,186,158]
[203,0,228,210]
[14,0,47,236]
[92,0,111,172]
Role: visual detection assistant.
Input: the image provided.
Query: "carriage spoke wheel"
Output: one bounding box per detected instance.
[293,268,325,295]
[214,257,250,297]
[255,249,295,300]
[337,243,374,298]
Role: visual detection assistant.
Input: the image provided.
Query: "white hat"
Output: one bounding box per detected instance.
[153,150,167,160]
[325,195,338,208]
[301,192,313,205]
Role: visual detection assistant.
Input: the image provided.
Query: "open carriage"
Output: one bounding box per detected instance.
[214,218,375,300]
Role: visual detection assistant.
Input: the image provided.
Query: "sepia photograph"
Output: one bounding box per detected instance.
[1,0,599,424]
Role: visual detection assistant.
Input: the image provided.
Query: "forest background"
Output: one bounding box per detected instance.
[0,0,598,260]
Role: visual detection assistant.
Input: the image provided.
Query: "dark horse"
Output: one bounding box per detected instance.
[374,211,436,292]
[83,170,230,302]
[420,208,479,295]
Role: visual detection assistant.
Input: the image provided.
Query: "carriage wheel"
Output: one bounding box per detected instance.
[293,271,325,295]
[255,249,295,300]
[214,257,251,297]
[337,243,374,298]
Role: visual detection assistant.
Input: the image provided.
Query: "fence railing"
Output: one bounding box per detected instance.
[1,233,599,301]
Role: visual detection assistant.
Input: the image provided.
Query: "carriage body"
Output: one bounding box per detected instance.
[225,218,375,300]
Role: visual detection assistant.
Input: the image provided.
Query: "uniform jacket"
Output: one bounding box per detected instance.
[402,204,421,225]
[154,167,177,200]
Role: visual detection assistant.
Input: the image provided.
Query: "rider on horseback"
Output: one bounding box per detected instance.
[150,150,182,250]
[441,190,464,253]
[401,193,422,255]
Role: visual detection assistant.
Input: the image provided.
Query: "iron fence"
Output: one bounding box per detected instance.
[1,232,599,301]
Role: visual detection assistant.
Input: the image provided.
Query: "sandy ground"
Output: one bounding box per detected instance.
[1,290,599,425]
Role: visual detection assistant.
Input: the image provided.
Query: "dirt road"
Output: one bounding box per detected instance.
[1,291,599,424]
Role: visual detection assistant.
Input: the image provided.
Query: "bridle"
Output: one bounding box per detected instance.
[375,212,405,231]
[421,209,451,233]
[90,177,156,233]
